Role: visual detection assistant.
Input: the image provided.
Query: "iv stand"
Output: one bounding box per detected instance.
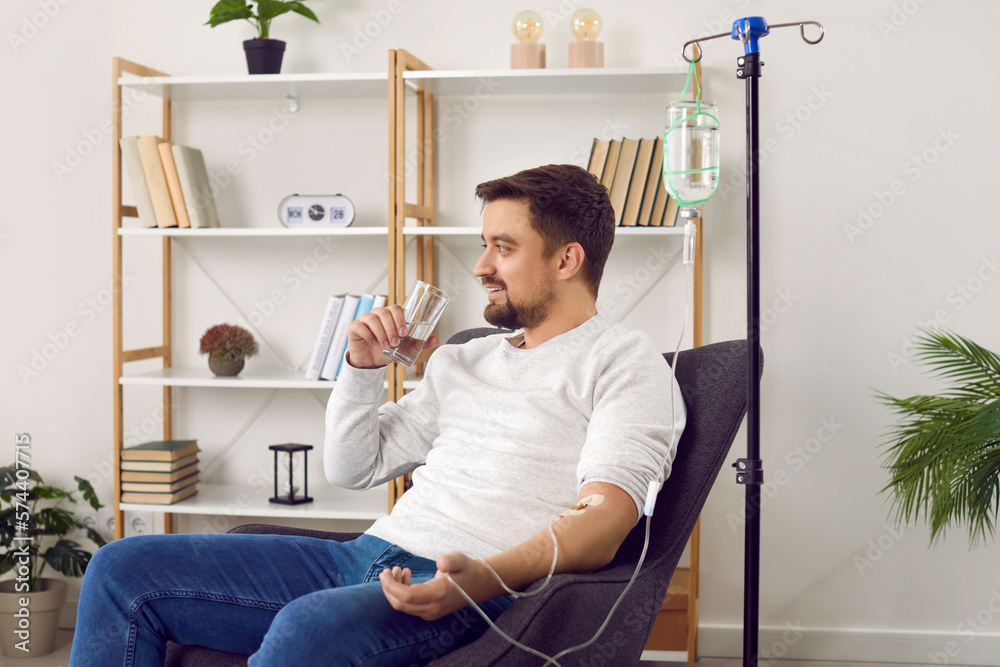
[681,17,823,667]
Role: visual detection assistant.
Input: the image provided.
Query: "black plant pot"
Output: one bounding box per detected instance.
[243,38,286,75]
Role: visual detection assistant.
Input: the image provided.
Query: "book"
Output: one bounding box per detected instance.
[121,472,199,493]
[157,141,191,228]
[371,294,388,309]
[171,144,221,228]
[120,439,200,462]
[120,483,198,505]
[120,462,198,483]
[120,453,198,472]
[609,138,639,226]
[320,294,361,381]
[136,136,178,228]
[600,139,622,191]
[620,138,655,227]
[336,294,377,378]
[650,183,667,227]
[305,295,346,380]
[586,139,611,182]
[119,136,158,228]
[638,138,664,227]
[663,196,680,228]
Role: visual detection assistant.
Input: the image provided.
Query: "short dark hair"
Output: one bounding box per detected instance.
[475,164,615,298]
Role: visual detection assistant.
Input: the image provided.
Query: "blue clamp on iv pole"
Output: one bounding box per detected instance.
[732,16,770,55]
[679,16,823,667]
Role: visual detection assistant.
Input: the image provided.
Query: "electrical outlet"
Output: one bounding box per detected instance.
[97,506,116,541]
[78,507,116,543]
[124,511,155,538]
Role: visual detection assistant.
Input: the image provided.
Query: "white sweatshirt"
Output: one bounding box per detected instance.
[324,313,685,561]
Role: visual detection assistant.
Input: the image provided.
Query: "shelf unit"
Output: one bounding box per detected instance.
[111,58,403,534]
[111,51,704,664]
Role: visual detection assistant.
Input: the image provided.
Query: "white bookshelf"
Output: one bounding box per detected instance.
[119,482,387,521]
[118,226,390,237]
[118,71,389,101]
[119,367,420,390]
[118,66,685,103]
[401,225,687,236]
[402,66,686,97]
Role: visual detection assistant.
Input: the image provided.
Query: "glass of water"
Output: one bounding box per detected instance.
[382,281,450,367]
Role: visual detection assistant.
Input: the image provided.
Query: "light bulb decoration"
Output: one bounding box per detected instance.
[511,10,546,69]
[571,8,602,41]
[568,8,604,68]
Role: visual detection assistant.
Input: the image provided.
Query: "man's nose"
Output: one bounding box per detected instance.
[473,250,493,278]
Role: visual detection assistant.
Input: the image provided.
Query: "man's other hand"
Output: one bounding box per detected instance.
[378,553,499,621]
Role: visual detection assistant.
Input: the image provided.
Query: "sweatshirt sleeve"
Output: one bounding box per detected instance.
[576,330,686,521]
[324,352,442,490]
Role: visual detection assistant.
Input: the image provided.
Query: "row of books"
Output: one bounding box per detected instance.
[587,137,679,228]
[306,294,389,381]
[120,135,221,229]
[120,440,201,505]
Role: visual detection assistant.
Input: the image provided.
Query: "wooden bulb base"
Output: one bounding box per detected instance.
[511,42,546,69]
[569,40,604,68]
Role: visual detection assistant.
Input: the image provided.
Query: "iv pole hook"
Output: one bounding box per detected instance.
[681,19,824,62]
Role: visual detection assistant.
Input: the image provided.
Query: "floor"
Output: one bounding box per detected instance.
[12,632,946,667]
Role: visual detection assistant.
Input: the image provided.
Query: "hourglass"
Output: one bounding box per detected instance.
[268,443,314,505]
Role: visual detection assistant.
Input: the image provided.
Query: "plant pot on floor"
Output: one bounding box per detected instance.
[244,38,285,74]
[0,579,68,658]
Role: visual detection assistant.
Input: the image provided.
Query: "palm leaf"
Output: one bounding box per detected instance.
[877,329,1000,548]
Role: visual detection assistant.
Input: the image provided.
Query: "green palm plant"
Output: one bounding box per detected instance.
[877,329,1000,548]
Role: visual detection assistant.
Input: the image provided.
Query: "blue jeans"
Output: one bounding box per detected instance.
[70,532,513,666]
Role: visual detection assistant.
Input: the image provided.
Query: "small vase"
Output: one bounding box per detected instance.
[243,38,286,75]
[209,356,245,377]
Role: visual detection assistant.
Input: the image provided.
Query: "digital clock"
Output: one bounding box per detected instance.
[278,194,355,228]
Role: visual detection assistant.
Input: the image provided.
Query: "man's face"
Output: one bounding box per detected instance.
[473,199,558,330]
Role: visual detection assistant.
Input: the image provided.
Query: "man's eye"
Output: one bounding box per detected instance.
[497,245,508,252]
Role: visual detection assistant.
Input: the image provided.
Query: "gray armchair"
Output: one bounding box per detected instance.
[165,332,754,666]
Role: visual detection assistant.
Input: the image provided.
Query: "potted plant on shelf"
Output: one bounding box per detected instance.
[877,329,1000,547]
[206,0,320,75]
[200,323,259,376]
[0,466,106,658]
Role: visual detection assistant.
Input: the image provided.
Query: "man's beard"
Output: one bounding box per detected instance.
[483,282,554,330]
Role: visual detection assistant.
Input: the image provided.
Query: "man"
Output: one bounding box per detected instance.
[70,164,683,666]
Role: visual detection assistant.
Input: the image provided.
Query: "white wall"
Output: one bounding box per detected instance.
[2,0,999,662]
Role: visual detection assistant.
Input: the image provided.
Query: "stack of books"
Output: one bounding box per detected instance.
[586,137,679,228]
[120,135,221,229]
[120,439,200,504]
[306,293,388,381]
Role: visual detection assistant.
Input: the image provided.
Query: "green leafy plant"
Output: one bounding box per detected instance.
[0,466,106,593]
[877,329,1000,548]
[206,0,320,40]
[200,323,259,363]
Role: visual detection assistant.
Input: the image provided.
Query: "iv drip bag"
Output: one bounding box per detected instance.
[664,101,721,208]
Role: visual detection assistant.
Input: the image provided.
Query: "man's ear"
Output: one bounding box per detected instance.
[556,243,586,280]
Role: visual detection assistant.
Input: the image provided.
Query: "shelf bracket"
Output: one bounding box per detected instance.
[286,94,299,113]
